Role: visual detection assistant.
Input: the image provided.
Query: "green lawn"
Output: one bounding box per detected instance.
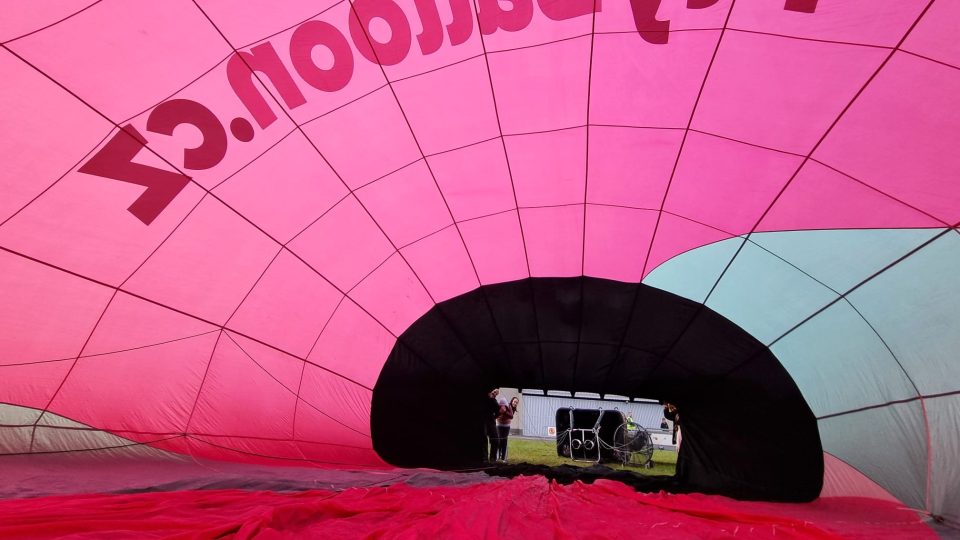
[506,437,677,476]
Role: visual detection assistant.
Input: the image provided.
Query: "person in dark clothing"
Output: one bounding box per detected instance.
[495,397,519,462]
[663,402,680,445]
[485,388,501,463]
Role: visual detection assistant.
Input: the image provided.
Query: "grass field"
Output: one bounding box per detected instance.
[506,437,677,476]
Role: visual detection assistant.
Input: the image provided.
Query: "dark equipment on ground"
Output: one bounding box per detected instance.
[555,408,655,467]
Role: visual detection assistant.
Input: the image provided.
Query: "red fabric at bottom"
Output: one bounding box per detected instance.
[0,476,934,539]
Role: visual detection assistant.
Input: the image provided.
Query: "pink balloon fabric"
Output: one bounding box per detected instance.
[1,0,959,530]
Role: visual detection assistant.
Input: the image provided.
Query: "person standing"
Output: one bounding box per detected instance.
[663,402,680,446]
[485,388,501,463]
[495,397,519,462]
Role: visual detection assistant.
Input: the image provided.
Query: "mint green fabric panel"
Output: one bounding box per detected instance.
[638,228,955,516]
[771,300,918,417]
[750,229,940,293]
[847,232,960,395]
[705,241,838,345]
[818,402,927,510]
[643,236,743,303]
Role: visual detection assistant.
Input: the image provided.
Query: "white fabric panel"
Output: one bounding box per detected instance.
[32,425,141,453]
[0,403,41,425]
[0,427,32,454]
[0,404,40,453]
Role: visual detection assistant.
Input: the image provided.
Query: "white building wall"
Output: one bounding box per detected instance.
[517,393,666,439]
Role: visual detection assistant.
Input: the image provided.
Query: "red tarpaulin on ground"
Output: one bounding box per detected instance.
[0,476,934,539]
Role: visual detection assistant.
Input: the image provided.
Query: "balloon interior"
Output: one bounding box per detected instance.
[0,0,957,536]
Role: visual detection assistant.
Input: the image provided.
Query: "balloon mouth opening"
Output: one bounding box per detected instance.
[371,276,824,502]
